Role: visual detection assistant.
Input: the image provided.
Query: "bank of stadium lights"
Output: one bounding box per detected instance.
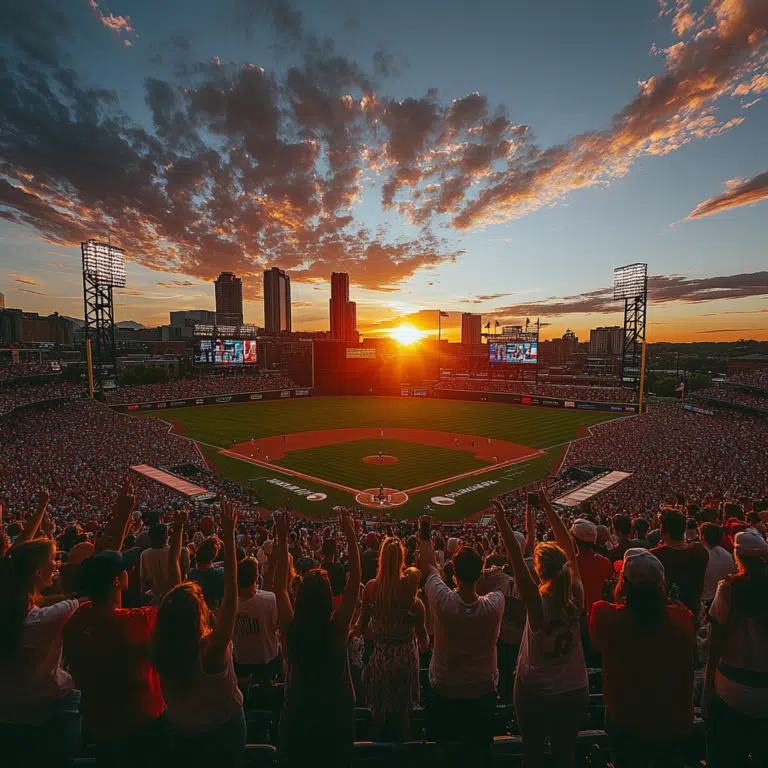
[613,263,647,300]
[81,240,127,287]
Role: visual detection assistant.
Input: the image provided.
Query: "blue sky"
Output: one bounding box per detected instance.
[1,0,767,341]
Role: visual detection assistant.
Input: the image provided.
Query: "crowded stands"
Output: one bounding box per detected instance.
[0,380,84,415]
[105,373,299,405]
[563,403,768,515]
[0,359,60,381]
[434,377,637,403]
[1,390,767,767]
[693,386,768,412]
[729,369,768,388]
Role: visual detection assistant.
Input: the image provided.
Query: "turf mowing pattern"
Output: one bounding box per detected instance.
[146,396,620,520]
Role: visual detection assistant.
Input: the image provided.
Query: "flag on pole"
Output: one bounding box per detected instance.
[439,311,449,318]
[675,382,685,392]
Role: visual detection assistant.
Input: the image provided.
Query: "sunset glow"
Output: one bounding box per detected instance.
[388,324,425,346]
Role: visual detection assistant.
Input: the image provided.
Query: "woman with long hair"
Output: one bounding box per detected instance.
[0,488,83,765]
[153,501,245,767]
[494,490,588,768]
[359,538,428,738]
[276,507,361,767]
[590,549,694,767]
[705,529,768,768]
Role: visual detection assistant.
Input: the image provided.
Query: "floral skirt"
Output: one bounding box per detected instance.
[362,635,420,713]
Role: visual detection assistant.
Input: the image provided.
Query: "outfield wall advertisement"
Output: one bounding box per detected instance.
[427,388,640,414]
[109,388,314,413]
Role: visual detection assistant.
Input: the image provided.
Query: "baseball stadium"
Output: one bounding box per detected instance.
[148,395,621,520]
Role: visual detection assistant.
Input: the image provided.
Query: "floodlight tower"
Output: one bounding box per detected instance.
[81,240,126,378]
[613,263,648,386]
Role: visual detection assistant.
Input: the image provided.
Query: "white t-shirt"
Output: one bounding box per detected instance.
[702,546,736,602]
[233,591,280,665]
[425,569,503,698]
[0,599,80,725]
[516,584,587,696]
[140,546,189,604]
[709,579,768,717]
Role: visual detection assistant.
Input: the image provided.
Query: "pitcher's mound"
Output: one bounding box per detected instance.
[363,455,398,465]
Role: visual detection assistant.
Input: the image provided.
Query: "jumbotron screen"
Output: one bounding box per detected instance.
[195,339,257,365]
[489,341,539,365]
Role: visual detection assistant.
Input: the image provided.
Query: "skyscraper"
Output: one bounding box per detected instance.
[214,272,243,326]
[263,267,291,334]
[329,272,357,341]
[461,312,482,345]
[589,326,624,356]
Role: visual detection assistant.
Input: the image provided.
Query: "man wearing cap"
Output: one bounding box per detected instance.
[570,519,614,616]
[591,549,695,766]
[63,503,185,767]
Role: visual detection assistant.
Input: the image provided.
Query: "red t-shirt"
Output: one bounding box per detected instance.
[576,549,614,615]
[63,602,164,741]
[590,601,694,740]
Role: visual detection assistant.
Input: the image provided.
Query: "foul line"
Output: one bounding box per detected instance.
[404,448,545,494]
[217,449,362,495]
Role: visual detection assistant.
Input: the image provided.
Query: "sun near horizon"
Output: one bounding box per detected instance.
[388,324,426,346]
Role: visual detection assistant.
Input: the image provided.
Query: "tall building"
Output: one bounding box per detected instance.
[589,326,624,356]
[170,309,217,328]
[461,313,482,345]
[263,267,291,334]
[329,272,357,341]
[214,272,243,326]
[0,292,4,309]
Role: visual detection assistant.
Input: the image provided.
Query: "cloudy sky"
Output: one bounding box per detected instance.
[1,0,767,341]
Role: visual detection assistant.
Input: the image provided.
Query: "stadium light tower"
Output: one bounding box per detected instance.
[613,263,648,387]
[81,240,126,383]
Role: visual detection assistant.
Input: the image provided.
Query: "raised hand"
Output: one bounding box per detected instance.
[492,499,506,526]
[538,487,553,512]
[172,508,188,532]
[275,509,291,541]
[115,478,136,517]
[221,500,238,538]
[339,507,355,540]
[36,487,50,511]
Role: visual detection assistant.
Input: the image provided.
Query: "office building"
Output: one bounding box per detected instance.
[263,267,291,334]
[170,309,217,328]
[589,326,624,356]
[214,272,243,326]
[329,272,358,341]
[461,313,482,345]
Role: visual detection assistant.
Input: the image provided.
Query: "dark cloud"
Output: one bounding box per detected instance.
[0,3,460,293]
[487,271,768,321]
[157,280,197,287]
[694,328,756,334]
[19,288,48,296]
[687,168,768,219]
[476,293,515,301]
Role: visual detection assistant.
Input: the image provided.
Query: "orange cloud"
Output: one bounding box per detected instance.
[7,274,42,287]
[687,168,768,218]
[87,0,134,38]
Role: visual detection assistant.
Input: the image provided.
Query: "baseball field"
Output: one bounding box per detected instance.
[148,395,621,521]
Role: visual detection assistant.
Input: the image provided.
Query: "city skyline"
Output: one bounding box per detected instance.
[1,0,767,342]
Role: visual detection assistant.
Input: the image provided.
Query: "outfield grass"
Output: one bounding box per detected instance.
[273,438,487,490]
[158,396,613,449]
[142,396,619,521]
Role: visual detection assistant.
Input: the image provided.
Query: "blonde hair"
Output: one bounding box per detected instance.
[534,542,578,621]
[374,537,406,622]
[402,566,421,603]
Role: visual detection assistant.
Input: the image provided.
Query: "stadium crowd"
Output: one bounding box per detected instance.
[434,377,637,403]
[105,374,299,405]
[0,359,60,381]
[0,380,84,415]
[729,369,768,388]
[0,400,204,521]
[694,386,768,411]
[2,474,767,768]
[563,403,768,515]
